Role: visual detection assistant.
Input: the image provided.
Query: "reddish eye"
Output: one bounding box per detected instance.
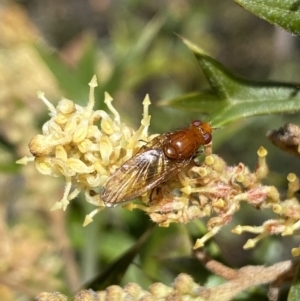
[204,133,212,144]
[191,120,202,127]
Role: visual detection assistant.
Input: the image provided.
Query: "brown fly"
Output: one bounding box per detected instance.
[101,120,213,207]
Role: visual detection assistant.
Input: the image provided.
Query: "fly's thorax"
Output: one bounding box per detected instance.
[163,129,200,160]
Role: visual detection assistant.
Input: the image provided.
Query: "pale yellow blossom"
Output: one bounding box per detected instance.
[17,76,152,220]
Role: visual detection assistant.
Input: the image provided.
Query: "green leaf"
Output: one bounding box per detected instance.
[160,38,300,127]
[234,0,300,37]
[159,90,227,115]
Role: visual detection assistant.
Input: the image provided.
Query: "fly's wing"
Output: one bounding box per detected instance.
[100,136,191,207]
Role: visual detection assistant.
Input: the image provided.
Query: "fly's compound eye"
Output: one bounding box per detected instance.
[204,133,212,144]
[191,120,203,127]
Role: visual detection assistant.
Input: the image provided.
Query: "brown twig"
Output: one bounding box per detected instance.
[195,250,298,301]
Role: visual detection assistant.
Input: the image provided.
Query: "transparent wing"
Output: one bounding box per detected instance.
[101,136,191,206]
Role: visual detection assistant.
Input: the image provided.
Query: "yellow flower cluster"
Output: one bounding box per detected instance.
[17,76,153,225]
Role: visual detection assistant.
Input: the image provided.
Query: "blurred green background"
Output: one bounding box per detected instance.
[1,0,300,300]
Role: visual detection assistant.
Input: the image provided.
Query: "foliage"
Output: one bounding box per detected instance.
[2,1,300,301]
